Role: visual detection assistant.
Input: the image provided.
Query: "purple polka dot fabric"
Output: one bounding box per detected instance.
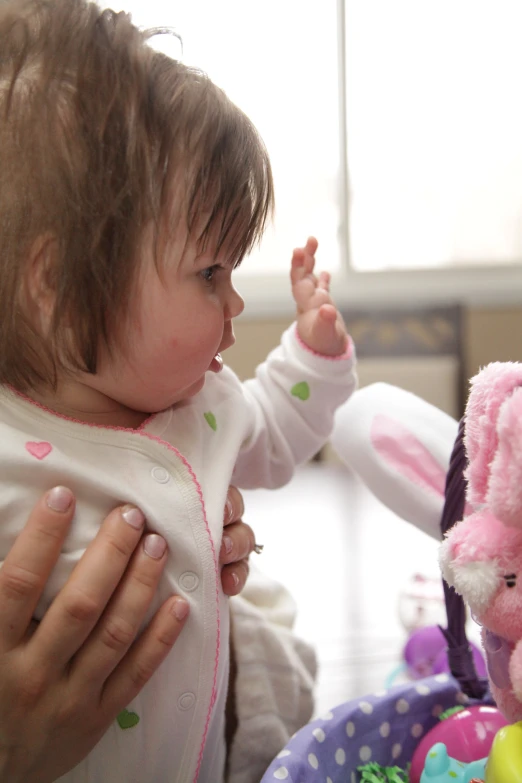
[260,674,491,782]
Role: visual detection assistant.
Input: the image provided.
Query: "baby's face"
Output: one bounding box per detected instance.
[84,225,244,415]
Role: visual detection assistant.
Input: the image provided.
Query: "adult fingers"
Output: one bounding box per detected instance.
[0,487,75,652]
[223,485,245,526]
[221,559,250,597]
[220,520,255,566]
[101,594,189,714]
[71,533,171,687]
[31,504,149,673]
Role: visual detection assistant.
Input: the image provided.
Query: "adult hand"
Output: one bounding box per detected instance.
[220,485,256,596]
[0,483,255,782]
[0,487,188,783]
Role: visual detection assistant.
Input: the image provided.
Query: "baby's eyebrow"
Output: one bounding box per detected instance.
[195,254,237,269]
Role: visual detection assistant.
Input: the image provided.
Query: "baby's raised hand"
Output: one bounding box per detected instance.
[291,237,349,357]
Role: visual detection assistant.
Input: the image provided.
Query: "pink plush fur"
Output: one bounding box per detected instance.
[444,511,518,563]
[465,362,522,506]
[488,387,522,528]
[440,510,522,630]
[440,362,522,723]
[440,509,522,721]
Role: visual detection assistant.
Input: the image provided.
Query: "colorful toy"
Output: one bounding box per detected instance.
[419,742,486,782]
[440,362,522,722]
[484,719,522,782]
[386,626,486,689]
[357,762,408,781]
[403,625,486,680]
[398,573,446,632]
[262,376,522,783]
[409,706,507,783]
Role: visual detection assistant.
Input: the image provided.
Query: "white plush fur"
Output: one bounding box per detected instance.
[439,540,499,614]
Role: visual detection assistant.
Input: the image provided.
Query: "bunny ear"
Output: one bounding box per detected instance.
[487,386,522,527]
[331,382,458,540]
[465,361,522,506]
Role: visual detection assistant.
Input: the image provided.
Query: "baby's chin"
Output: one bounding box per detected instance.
[158,375,206,410]
[182,375,207,399]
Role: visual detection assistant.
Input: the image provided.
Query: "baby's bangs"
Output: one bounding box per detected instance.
[185,97,274,266]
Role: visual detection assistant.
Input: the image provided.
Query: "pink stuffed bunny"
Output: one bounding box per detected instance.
[440,362,522,722]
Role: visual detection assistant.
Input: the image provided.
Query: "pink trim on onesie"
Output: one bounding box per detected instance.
[10,386,156,432]
[9,387,220,780]
[295,326,353,361]
[139,431,220,783]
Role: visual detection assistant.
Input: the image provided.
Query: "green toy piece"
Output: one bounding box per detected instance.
[358,761,409,782]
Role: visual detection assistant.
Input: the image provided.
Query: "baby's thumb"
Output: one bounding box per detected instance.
[310,306,345,355]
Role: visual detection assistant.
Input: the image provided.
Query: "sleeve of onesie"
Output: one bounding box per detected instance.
[230,323,358,489]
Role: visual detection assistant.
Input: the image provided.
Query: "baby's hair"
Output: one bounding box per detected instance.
[0,0,273,390]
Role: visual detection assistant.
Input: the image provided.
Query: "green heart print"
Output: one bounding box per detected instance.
[291,381,310,401]
[117,708,140,729]
[204,411,217,431]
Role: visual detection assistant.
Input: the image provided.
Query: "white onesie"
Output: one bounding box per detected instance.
[0,325,357,783]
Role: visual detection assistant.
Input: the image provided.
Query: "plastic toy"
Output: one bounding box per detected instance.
[357,762,408,782]
[404,625,486,680]
[398,573,446,632]
[419,742,486,782]
[386,626,486,689]
[409,706,507,783]
[485,720,522,782]
[440,363,522,722]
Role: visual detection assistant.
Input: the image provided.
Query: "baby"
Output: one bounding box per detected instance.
[0,1,357,781]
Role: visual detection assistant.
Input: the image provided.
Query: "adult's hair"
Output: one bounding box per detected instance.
[0,0,273,389]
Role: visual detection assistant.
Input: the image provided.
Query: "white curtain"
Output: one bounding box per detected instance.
[346,0,522,271]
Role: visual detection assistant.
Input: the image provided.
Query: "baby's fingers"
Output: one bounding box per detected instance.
[290,237,318,285]
[317,304,337,324]
[317,270,330,292]
[304,236,319,257]
[290,248,309,287]
[310,305,348,356]
[293,277,317,311]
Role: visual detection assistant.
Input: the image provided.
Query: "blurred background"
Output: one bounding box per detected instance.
[104,0,520,712]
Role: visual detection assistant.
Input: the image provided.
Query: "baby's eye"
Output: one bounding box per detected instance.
[200,265,220,283]
[503,573,517,588]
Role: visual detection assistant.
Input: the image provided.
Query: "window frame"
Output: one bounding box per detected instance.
[238,0,522,319]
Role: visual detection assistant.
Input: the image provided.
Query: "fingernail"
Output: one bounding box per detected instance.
[222,535,233,555]
[225,498,234,523]
[171,596,189,621]
[231,572,240,589]
[46,486,73,513]
[144,534,167,559]
[122,505,145,530]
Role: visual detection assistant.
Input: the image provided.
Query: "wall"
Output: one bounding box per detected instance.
[226,307,522,420]
[465,307,522,378]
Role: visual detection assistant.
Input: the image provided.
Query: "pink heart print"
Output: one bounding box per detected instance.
[25,441,53,460]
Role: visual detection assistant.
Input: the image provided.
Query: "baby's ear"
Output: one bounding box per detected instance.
[465,362,522,507]
[22,234,58,333]
[488,387,522,528]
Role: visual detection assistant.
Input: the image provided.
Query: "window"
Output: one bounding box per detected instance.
[346,0,522,272]
[103,1,522,307]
